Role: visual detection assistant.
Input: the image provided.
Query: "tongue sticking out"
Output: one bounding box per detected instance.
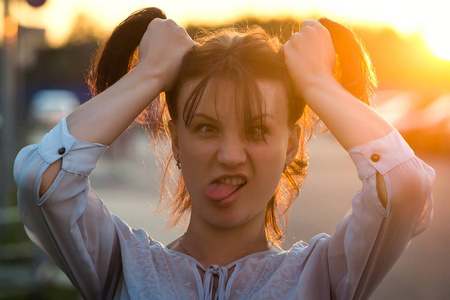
[205,182,240,201]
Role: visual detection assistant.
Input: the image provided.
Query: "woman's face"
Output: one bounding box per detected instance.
[170,78,300,230]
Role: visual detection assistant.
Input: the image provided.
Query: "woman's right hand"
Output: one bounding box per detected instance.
[41,14,195,197]
[138,18,196,92]
[66,17,195,147]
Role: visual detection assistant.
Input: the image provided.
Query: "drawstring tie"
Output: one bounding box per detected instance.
[203,265,228,300]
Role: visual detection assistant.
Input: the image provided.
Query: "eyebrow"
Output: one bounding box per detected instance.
[248,114,276,124]
[191,113,220,123]
[192,112,276,123]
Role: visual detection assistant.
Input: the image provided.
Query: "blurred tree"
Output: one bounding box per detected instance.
[23,16,450,113]
[186,17,450,93]
[66,13,107,45]
[354,26,450,92]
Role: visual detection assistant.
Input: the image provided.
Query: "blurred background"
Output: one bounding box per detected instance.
[1,0,449,299]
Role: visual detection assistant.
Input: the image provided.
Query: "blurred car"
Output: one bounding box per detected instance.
[400,94,450,153]
[29,89,80,127]
[373,90,427,131]
[374,90,450,153]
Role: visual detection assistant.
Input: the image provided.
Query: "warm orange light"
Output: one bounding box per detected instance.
[422,20,450,61]
[4,15,18,39]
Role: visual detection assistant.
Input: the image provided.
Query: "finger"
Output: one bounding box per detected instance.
[148,17,165,27]
[286,32,301,44]
[300,20,332,42]
[300,20,321,29]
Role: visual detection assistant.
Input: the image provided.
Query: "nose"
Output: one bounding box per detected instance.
[217,134,247,167]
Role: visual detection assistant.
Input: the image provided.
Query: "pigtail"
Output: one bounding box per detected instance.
[87,7,167,96]
[319,18,376,105]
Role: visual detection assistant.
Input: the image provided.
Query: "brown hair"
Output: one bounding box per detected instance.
[164,26,311,244]
[87,7,376,245]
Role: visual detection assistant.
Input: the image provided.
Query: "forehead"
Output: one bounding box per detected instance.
[178,77,289,123]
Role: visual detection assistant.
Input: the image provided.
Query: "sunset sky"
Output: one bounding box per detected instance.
[3,0,450,60]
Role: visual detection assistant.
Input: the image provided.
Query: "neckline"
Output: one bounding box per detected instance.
[160,241,284,271]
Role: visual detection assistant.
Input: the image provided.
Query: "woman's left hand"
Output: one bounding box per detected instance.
[283,20,336,97]
[283,20,393,150]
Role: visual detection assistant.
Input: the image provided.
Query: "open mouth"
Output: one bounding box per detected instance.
[204,176,247,201]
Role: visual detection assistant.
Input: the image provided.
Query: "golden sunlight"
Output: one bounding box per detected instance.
[422,20,450,61]
[5,0,449,56]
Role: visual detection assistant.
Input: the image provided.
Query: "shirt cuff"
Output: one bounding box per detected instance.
[348,129,415,180]
[38,118,108,176]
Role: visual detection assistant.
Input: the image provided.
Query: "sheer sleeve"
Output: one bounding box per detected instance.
[327,129,435,299]
[14,119,121,299]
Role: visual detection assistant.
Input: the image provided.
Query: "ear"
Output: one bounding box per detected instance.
[168,120,179,157]
[286,124,301,166]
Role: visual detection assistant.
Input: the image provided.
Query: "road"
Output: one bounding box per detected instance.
[86,128,450,300]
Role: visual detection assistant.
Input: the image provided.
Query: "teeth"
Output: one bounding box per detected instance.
[218,177,246,186]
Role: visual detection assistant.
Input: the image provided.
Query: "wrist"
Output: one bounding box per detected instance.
[297,76,341,101]
[132,63,166,93]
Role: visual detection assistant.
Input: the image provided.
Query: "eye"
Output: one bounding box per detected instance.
[198,124,219,134]
[248,126,267,141]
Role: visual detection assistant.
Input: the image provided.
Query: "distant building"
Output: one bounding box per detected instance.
[18,26,46,70]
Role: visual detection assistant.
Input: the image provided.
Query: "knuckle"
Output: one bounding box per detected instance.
[165,19,177,27]
[290,32,302,40]
[150,17,163,25]
[301,26,314,34]
[148,18,163,30]
[301,20,319,28]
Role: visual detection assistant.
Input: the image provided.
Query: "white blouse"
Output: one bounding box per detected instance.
[14,118,434,299]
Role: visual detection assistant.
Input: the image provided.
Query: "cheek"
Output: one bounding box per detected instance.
[177,133,215,192]
[253,147,285,170]
[250,144,287,193]
[178,134,215,165]
[256,132,289,166]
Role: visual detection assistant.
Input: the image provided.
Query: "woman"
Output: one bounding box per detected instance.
[14,7,434,299]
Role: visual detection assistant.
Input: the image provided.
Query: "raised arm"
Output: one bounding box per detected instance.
[16,10,195,297]
[284,20,435,299]
[68,18,194,145]
[283,19,393,150]
[40,13,195,196]
[283,19,393,206]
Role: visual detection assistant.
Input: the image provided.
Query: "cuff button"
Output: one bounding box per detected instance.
[370,154,380,162]
[58,147,66,155]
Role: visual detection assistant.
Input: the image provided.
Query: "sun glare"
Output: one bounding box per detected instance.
[422,21,450,61]
[7,0,450,63]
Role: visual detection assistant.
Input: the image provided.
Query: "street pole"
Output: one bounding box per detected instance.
[1,0,18,208]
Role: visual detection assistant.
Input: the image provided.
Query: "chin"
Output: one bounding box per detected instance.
[205,209,265,231]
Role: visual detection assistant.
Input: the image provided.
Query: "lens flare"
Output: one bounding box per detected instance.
[422,20,450,61]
